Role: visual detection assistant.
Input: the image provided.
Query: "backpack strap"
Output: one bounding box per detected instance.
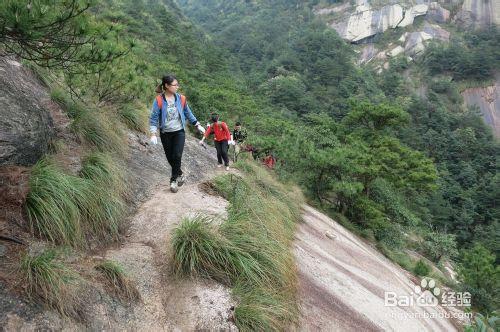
[156,94,163,109]
[180,94,186,110]
[156,94,187,110]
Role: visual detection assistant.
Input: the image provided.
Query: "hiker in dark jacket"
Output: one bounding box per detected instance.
[199,113,232,170]
[149,74,205,193]
[231,121,247,162]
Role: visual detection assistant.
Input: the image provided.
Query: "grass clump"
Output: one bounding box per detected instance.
[25,157,125,247]
[20,249,79,316]
[26,159,86,246]
[118,103,149,133]
[71,107,124,154]
[79,152,126,240]
[95,260,140,302]
[172,161,303,331]
[172,216,265,285]
[414,259,431,276]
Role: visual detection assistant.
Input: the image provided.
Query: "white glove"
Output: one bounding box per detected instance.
[196,124,206,134]
[199,140,204,146]
[229,140,235,145]
[150,135,158,145]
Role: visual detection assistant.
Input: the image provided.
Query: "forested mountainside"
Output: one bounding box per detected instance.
[0,0,498,328]
[179,0,499,314]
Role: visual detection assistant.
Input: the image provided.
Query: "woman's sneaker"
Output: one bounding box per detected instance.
[177,174,186,187]
[225,166,230,171]
[217,164,223,168]
[170,180,178,193]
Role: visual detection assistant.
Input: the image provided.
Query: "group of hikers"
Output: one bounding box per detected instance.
[149,74,248,193]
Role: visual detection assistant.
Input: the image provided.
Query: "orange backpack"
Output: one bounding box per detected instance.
[156,94,186,110]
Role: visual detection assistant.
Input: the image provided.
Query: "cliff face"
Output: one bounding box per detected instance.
[0,58,54,166]
[462,77,500,138]
[455,0,500,28]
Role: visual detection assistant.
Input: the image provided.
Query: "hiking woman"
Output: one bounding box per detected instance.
[149,74,205,193]
[199,113,232,170]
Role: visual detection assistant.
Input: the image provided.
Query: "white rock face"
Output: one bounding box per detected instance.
[398,4,429,27]
[455,0,500,28]
[338,4,404,42]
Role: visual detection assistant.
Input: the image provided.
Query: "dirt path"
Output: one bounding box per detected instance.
[104,170,238,331]
[295,205,465,331]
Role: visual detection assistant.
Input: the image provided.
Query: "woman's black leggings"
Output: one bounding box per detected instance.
[214,140,229,166]
[160,129,185,183]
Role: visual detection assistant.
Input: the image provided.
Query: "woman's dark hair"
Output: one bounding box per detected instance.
[210,113,219,123]
[162,74,177,87]
[235,121,241,126]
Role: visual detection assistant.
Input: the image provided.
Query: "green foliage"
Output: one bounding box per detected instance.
[421,231,458,263]
[172,161,303,331]
[465,312,500,332]
[371,178,421,226]
[414,259,431,276]
[96,260,140,302]
[459,244,499,312]
[423,28,500,81]
[20,249,79,316]
[0,0,129,69]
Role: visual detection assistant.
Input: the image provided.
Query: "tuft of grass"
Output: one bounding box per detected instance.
[172,161,303,331]
[50,88,86,119]
[80,152,126,193]
[172,215,265,285]
[25,157,125,247]
[71,107,125,154]
[20,249,79,316]
[118,104,149,133]
[414,259,431,276]
[79,152,126,238]
[96,260,140,302]
[26,159,85,246]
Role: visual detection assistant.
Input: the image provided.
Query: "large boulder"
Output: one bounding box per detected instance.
[455,0,500,28]
[0,58,54,166]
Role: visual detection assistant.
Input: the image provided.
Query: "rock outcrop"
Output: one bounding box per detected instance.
[427,2,451,23]
[330,4,405,42]
[0,58,54,166]
[455,0,500,28]
[462,77,500,138]
[398,4,429,27]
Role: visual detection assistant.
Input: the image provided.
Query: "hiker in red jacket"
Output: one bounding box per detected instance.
[199,113,232,170]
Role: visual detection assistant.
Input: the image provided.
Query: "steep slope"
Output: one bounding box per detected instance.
[295,206,468,331]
